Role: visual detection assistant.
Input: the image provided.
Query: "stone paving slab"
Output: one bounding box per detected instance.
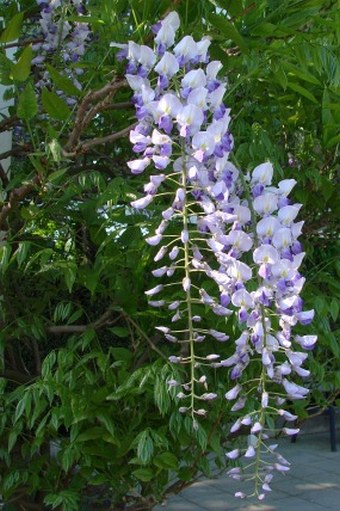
[154,432,340,510]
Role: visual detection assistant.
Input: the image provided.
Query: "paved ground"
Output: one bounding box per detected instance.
[154,432,340,511]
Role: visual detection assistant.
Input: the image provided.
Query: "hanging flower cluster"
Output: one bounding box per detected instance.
[114,11,317,500]
[32,0,91,104]
[221,166,316,498]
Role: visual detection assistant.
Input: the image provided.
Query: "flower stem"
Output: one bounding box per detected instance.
[235,158,269,496]
[181,146,196,421]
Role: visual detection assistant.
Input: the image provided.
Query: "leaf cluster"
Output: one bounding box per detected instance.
[0,0,339,508]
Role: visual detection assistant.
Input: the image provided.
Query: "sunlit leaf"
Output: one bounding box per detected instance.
[0,12,24,43]
[11,45,33,82]
[17,82,38,120]
[41,88,71,121]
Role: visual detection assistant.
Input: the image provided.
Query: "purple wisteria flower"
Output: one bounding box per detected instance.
[117,10,317,501]
[32,0,91,100]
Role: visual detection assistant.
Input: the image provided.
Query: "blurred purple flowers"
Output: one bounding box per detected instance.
[32,0,91,103]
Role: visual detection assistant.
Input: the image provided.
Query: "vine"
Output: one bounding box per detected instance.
[115,10,317,500]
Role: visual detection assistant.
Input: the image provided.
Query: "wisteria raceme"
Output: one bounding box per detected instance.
[32,0,91,104]
[116,11,317,500]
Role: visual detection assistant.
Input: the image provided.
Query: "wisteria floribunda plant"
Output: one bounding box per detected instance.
[32,0,91,104]
[113,11,317,500]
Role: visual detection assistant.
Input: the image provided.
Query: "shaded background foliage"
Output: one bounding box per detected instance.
[0,0,339,509]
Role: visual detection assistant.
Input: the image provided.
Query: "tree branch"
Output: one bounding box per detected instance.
[102,101,133,110]
[64,122,137,156]
[0,173,42,230]
[64,77,127,154]
[122,312,168,362]
[0,145,31,162]
[0,114,19,133]
[47,325,89,334]
[0,161,9,187]
[81,81,127,129]
[0,369,34,384]
[2,37,44,50]
[47,310,122,334]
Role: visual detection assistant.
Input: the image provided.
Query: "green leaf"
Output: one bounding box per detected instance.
[41,88,71,121]
[322,103,340,112]
[266,415,276,431]
[329,299,339,322]
[48,168,68,183]
[195,423,208,450]
[136,429,154,464]
[110,347,133,362]
[153,452,178,470]
[15,241,30,267]
[326,133,340,148]
[284,8,321,28]
[31,316,46,340]
[273,67,288,91]
[81,268,99,295]
[109,326,130,338]
[29,155,45,173]
[198,456,211,476]
[97,414,117,439]
[43,494,63,509]
[11,45,33,82]
[0,244,12,271]
[287,82,318,103]
[2,470,20,494]
[252,22,281,36]
[48,139,62,163]
[8,429,19,453]
[225,0,245,17]
[314,296,327,315]
[178,467,194,481]
[334,370,340,389]
[154,374,170,415]
[53,302,72,323]
[76,427,104,442]
[62,264,77,292]
[17,82,38,120]
[0,50,13,85]
[283,62,321,86]
[209,432,223,454]
[0,12,24,43]
[132,468,154,482]
[14,396,27,423]
[329,335,340,358]
[61,445,79,472]
[80,327,96,349]
[88,474,111,486]
[207,13,248,53]
[41,351,56,378]
[46,64,81,97]
[44,490,79,511]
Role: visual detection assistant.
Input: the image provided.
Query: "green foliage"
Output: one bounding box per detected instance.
[11,45,33,82]
[0,0,339,508]
[16,82,37,120]
[0,12,24,43]
[46,64,82,98]
[41,88,72,121]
